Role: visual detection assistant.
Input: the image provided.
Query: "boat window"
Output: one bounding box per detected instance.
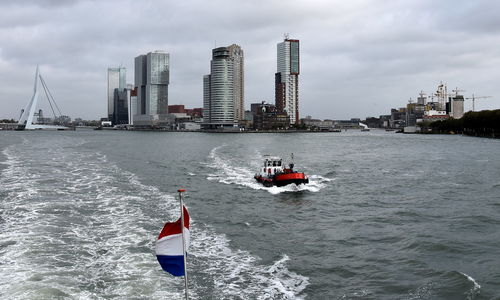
[267,161,272,166]
[273,161,277,167]
[277,161,281,166]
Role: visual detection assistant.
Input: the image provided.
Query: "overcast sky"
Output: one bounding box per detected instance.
[1,0,500,120]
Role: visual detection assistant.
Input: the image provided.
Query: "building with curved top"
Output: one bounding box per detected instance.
[203,44,244,129]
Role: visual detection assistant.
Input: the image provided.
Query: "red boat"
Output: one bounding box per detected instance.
[254,155,309,187]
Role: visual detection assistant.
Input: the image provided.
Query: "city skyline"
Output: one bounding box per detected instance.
[1,0,500,120]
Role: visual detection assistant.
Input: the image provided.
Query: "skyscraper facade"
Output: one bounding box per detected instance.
[112,89,129,125]
[203,74,211,123]
[107,66,126,120]
[134,51,170,126]
[275,38,300,125]
[203,44,244,128]
[229,44,245,122]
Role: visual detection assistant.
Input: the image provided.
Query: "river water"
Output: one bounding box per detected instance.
[0,130,499,299]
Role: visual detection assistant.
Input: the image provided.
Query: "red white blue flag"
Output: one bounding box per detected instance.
[155,206,190,276]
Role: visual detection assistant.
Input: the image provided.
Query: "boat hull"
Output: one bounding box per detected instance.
[254,172,309,187]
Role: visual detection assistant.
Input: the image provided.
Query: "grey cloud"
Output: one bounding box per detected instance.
[2,0,83,8]
[1,0,500,120]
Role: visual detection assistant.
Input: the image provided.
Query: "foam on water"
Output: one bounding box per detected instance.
[459,272,481,300]
[191,228,309,299]
[402,282,434,300]
[206,146,330,194]
[0,138,308,299]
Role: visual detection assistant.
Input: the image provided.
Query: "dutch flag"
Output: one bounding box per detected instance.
[155,206,190,276]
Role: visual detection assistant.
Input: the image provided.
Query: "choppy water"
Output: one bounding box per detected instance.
[0,130,499,299]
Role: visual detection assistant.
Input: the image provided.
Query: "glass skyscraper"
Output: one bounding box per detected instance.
[134,51,169,125]
[107,66,126,120]
[203,44,244,128]
[275,38,300,125]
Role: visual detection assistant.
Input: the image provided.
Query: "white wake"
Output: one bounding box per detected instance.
[206,146,331,194]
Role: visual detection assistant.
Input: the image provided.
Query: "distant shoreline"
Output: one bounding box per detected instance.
[103,128,359,133]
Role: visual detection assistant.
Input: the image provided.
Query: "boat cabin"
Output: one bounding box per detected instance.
[261,156,284,176]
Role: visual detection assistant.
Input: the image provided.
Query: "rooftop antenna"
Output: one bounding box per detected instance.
[284,33,289,40]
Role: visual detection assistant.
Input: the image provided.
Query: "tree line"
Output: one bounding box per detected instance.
[430,110,500,138]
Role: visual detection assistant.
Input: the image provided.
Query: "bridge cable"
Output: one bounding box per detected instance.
[39,75,63,116]
[39,74,58,119]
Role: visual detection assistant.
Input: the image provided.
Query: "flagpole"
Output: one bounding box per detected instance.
[178,189,189,300]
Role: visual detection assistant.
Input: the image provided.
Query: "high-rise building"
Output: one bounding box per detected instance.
[129,87,137,125]
[203,74,211,123]
[112,88,129,125]
[449,95,465,119]
[203,44,244,128]
[107,66,126,120]
[134,51,170,126]
[229,45,245,122]
[275,37,300,125]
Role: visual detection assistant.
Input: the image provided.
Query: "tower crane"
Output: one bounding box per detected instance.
[451,87,466,96]
[465,94,492,112]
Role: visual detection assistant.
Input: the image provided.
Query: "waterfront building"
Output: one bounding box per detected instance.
[134,51,170,126]
[36,109,52,124]
[417,91,427,105]
[242,109,254,129]
[203,44,244,129]
[54,115,71,125]
[169,105,203,119]
[434,82,448,111]
[251,102,290,130]
[364,117,382,128]
[379,115,392,128]
[390,108,407,128]
[186,108,203,118]
[275,37,300,125]
[107,67,126,121]
[168,105,186,114]
[406,102,425,126]
[129,88,137,125]
[112,88,129,125]
[448,95,465,119]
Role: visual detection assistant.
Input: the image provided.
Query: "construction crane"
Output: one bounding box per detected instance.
[465,94,492,112]
[451,87,466,97]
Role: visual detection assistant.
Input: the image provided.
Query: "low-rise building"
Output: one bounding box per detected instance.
[252,102,290,130]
